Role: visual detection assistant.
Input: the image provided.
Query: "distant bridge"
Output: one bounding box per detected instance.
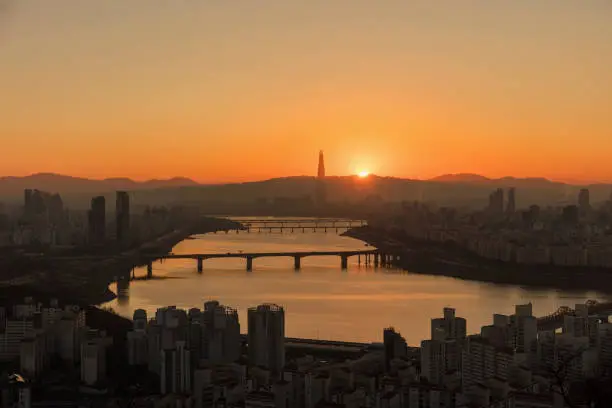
[537,299,612,331]
[215,218,367,233]
[141,249,399,275]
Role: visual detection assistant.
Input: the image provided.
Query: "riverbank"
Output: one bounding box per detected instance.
[344,226,612,295]
[0,217,244,305]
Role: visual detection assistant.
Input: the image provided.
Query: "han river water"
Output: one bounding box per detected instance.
[106,220,603,345]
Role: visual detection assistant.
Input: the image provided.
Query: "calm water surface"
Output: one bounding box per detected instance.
[106,227,604,345]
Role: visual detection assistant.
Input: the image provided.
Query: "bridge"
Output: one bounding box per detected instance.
[217,218,367,233]
[537,299,612,331]
[142,249,400,275]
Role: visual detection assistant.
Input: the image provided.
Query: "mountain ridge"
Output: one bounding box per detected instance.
[0,173,610,210]
[0,173,199,196]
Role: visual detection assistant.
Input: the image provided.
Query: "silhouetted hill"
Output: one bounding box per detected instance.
[0,173,610,211]
[430,173,491,183]
[0,173,199,198]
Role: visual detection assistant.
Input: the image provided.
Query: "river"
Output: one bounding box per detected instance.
[105,221,603,345]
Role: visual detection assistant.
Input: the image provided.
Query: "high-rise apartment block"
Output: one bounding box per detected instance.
[248,304,285,374]
[160,340,191,395]
[201,300,241,364]
[579,188,591,215]
[488,189,504,215]
[115,191,130,244]
[88,196,106,245]
[384,327,407,372]
[431,307,467,342]
[506,187,516,214]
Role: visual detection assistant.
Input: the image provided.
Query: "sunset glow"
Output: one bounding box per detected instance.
[358,171,370,178]
[1,2,611,182]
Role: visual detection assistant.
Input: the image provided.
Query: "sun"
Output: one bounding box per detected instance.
[357,170,370,178]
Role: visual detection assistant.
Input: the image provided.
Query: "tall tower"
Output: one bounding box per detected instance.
[116,191,130,244]
[88,196,106,245]
[507,188,516,214]
[317,150,325,179]
[248,304,285,375]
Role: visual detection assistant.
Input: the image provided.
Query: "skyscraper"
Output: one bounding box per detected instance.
[116,191,130,243]
[487,188,504,215]
[384,327,407,372]
[248,304,285,374]
[317,150,325,179]
[579,188,590,215]
[88,196,106,245]
[201,301,241,364]
[507,188,516,214]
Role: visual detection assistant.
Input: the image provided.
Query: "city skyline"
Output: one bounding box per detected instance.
[2,1,612,182]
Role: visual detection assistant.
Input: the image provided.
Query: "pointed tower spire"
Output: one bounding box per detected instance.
[318,150,325,179]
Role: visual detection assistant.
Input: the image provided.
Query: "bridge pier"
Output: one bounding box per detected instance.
[294,256,302,270]
[374,253,379,268]
[197,257,203,273]
[147,261,153,279]
[341,255,348,270]
[246,256,253,271]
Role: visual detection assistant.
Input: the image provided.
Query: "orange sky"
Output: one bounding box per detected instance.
[1,1,611,183]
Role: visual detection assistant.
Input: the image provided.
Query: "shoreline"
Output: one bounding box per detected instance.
[0,218,244,306]
[344,226,612,296]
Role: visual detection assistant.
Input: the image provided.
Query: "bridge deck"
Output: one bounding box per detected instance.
[160,249,378,259]
[221,218,365,223]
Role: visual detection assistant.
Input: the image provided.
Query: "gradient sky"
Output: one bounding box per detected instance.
[1,1,611,182]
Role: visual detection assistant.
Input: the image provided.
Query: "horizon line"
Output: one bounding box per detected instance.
[2,172,612,186]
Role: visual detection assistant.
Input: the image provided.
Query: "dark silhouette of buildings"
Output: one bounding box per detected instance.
[383,327,407,372]
[88,196,106,245]
[317,150,325,179]
[579,188,591,216]
[562,205,579,225]
[488,188,504,215]
[248,304,285,375]
[116,191,130,243]
[23,189,64,227]
[507,188,516,214]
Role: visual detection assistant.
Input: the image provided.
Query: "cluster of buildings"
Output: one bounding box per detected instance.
[371,187,612,268]
[411,304,612,407]
[0,189,132,248]
[5,189,68,246]
[0,188,187,250]
[2,296,612,407]
[87,191,130,246]
[0,297,112,407]
[126,302,286,407]
[119,301,612,407]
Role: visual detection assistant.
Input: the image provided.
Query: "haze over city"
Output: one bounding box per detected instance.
[2,1,612,182]
[5,2,612,407]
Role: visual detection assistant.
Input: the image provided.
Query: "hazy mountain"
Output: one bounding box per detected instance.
[0,173,199,198]
[0,173,610,211]
[429,173,492,183]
